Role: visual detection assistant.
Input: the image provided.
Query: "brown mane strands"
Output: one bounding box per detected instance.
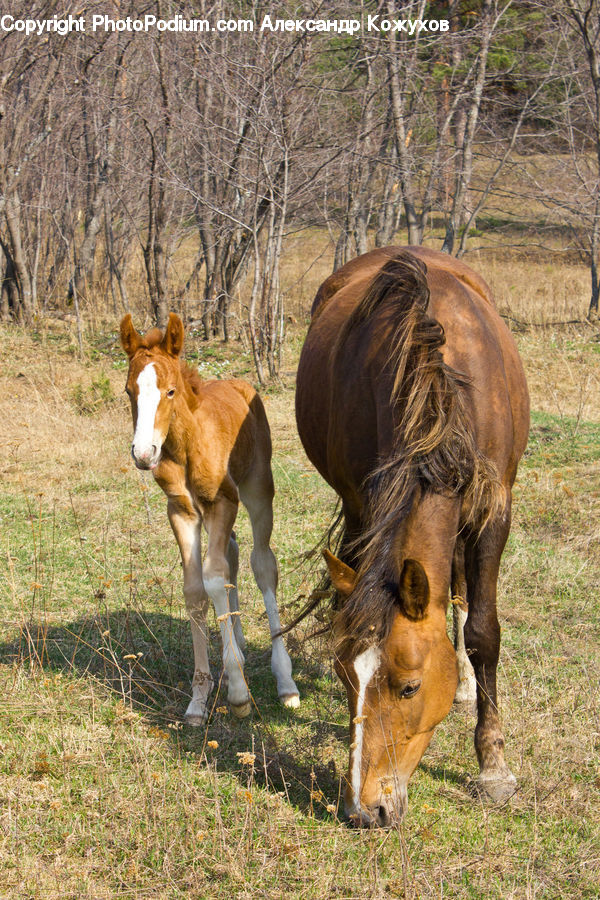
[332,252,504,659]
[180,359,204,404]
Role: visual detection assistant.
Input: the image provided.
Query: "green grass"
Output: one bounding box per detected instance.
[526,409,600,468]
[1,324,600,898]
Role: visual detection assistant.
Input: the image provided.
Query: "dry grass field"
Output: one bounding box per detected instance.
[1,238,600,898]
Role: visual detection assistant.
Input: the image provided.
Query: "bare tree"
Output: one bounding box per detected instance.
[520,0,600,314]
[69,37,129,313]
[0,13,62,321]
[562,0,600,313]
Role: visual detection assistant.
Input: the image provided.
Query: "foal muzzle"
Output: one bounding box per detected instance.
[131,443,160,470]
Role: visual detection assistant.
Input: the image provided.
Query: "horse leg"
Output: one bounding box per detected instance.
[452,538,477,707]
[226,532,246,652]
[240,471,300,709]
[464,505,516,801]
[202,495,251,717]
[167,498,213,725]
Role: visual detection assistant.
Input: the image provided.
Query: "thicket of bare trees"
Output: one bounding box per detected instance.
[0,1,598,377]
[526,0,600,313]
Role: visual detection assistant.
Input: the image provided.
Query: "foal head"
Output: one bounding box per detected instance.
[120,313,185,470]
[325,546,458,827]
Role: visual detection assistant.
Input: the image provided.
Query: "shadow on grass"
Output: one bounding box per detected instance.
[0,609,470,819]
[418,761,469,790]
[0,608,348,817]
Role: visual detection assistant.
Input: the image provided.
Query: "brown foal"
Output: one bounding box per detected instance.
[120,313,299,722]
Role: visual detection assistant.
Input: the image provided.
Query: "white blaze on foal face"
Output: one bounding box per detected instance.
[348,646,381,816]
[131,363,161,468]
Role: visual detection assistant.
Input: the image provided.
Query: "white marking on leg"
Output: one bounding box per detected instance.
[168,508,213,724]
[183,569,212,723]
[226,536,246,652]
[203,573,249,710]
[251,548,299,705]
[454,605,477,705]
[133,363,161,463]
[265,588,299,705]
[348,646,381,814]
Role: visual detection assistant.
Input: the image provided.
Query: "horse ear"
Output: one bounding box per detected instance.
[162,313,184,357]
[120,314,141,359]
[323,549,357,598]
[399,559,429,620]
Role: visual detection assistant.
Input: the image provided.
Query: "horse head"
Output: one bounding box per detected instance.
[120,313,184,470]
[325,538,458,827]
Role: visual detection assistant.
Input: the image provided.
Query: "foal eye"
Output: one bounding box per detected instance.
[166,389,176,398]
[399,680,421,699]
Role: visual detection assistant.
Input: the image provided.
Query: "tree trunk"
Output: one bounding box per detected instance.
[442,0,494,255]
[4,193,34,321]
[590,193,600,315]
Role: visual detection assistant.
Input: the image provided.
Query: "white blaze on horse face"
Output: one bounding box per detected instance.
[348,646,381,814]
[132,363,161,465]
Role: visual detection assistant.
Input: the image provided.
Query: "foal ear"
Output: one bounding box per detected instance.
[399,559,430,620]
[162,313,185,357]
[120,314,141,359]
[323,549,357,598]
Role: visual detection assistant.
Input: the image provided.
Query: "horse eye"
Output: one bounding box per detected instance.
[167,388,175,399]
[399,680,421,699]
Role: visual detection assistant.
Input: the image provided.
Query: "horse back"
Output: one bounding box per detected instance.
[311,246,494,319]
[297,247,529,510]
[193,378,272,486]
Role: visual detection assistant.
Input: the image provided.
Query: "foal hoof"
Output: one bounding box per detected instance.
[184,704,209,727]
[184,697,210,726]
[280,692,300,709]
[472,772,517,803]
[231,700,251,718]
[184,712,208,727]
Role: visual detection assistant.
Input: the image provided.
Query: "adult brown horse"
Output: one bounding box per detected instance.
[296,247,529,826]
[120,313,299,723]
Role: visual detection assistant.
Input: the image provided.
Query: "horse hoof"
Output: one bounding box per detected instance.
[184,711,208,727]
[184,698,210,726]
[472,772,517,803]
[231,700,251,718]
[281,693,300,709]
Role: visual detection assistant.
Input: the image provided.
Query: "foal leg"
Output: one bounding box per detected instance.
[240,472,300,709]
[464,506,516,801]
[451,538,477,707]
[167,498,213,725]
[226,532,246,652]
[203,495,251,717]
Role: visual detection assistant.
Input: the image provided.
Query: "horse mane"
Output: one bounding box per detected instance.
[180,361,203,399]
[333,251,504,659]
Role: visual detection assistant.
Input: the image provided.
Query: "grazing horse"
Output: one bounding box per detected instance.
[296,247,529,826]
[120,313,299,722]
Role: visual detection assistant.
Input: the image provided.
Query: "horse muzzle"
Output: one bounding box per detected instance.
[131,443,161,470]
[346,782,408,828]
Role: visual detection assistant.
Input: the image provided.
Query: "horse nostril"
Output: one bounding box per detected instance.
[376,802,392,828]
[151,444,158,456]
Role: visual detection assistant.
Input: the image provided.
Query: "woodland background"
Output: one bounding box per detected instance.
[1,0,599,381]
